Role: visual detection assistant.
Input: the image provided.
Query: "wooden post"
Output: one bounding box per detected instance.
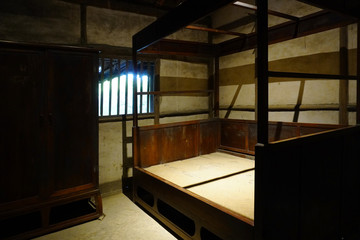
[339,26,349,125]
[357,22,360,124]
[255,0,269,144]
[214,57,220,118]
[133,48,138,127]
[154,59,160,124]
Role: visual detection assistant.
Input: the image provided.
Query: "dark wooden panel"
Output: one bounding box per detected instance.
[300,125,341,136]
[138,129,162,168]
[220,120,248,151]
[256,126,360,240]
[219,119,342,155]
[199,120,220,155]
[341,131,360,239]
[268,123,298,142]
[137,120,221,168]
[162,124,199,162]
[0,49,44,204]
[48,51,97,193]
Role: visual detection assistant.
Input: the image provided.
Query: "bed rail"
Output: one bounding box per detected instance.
[220,119,343,155]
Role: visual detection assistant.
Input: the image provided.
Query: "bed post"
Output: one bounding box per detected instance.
[255,0,269,144]
[132,41,139,200]
[215,56,220,118]
[255,1,268,240]
[357,21,360,124]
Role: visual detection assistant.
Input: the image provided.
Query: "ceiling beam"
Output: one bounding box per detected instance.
[186,25,247,37]
[138,10,356,58]
[133,0,236,52]
[233,1,300,21]
[217,10,356,56]
[61,0,168,17]
[138,39,215,57]
[298,0,360,19]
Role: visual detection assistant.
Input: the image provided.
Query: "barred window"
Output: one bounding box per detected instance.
[98,58,154,117]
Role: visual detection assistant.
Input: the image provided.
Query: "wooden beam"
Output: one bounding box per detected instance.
[233,1,299,21]
[268,71,358,80]
[218,10,356,56]
[139,39,214,57]
[339,26,349,125]
[133,0,236,52]
[215,57,220,117]
[186,25,246,37]
[255,0,268,145]
[298,0,360,19]
[132,47,138,127]
[61,0,168,17]
[218,14,256,32]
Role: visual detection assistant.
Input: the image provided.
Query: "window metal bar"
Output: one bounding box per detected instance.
[125,59,129,115]
[109,58,113,115]
[100,58,105,117]
[139,61,144,114]
[117,58,121,115]
[147,62,151,113]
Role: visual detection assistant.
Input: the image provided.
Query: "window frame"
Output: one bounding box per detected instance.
[98,56,155,119]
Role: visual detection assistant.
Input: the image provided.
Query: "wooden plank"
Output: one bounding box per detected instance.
[186,25,246,37]
[139,39,214,57]
[133,0,236,52]
[258,126,360,239]
[137,90,213,96]
[255,0,269,145]
[199,121,220,155]
[269,70,358,80]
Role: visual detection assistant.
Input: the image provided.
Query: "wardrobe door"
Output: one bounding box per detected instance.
[0,48,44,205]
[46,50,98,196]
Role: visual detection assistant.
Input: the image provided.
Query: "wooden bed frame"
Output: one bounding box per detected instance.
[131,0,360,239]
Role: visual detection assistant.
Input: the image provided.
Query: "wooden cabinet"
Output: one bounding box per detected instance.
[0,41,102,240]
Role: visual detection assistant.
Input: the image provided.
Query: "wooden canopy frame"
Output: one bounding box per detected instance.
[132,0,360,142]
[132,1,360,239]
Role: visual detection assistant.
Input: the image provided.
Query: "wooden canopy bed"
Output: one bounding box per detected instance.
[131,1,360,239]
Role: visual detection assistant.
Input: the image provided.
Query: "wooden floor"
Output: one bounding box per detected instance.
[32,193,176,240]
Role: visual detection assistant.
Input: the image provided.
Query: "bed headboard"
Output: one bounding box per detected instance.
[134,119,220,168]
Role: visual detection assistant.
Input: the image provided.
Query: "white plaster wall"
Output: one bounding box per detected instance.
[159,59,209,115]
[0,0,80,44]
[160,59,208,78]
[87,7,155,47]
[218,26,357,124]
[99,122,123,184]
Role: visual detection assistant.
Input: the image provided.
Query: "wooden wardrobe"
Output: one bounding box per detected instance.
[0,41,102,240]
